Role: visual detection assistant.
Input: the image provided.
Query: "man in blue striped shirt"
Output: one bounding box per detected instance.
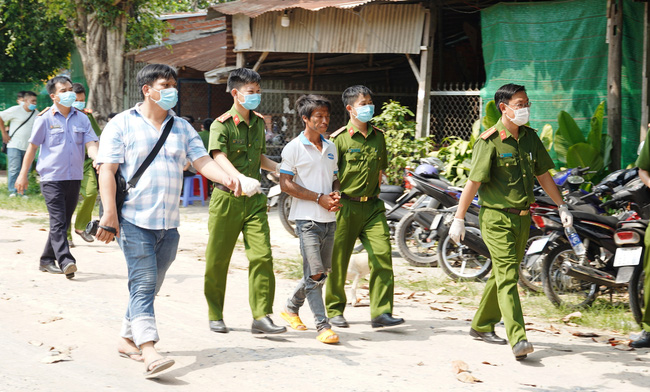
[95,64,238,378]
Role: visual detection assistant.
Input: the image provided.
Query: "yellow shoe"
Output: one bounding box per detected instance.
[316,329,339,344]
[280,311,307,331]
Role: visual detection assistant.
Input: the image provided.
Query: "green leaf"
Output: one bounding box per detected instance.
[555,111,585,164]
[587,101,605,150]
[470,119,481,147]
[482,100,500,130]
[601,134,613,169]
[566,143,604,174]
[540,124,554,152]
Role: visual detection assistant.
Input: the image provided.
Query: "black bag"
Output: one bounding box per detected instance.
[2,110,35,154]
[114,118,174,216]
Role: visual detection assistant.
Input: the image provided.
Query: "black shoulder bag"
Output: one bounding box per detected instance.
[114,117,174,216]
[2,110,35,154]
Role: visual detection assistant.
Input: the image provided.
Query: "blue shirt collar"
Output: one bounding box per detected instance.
[299,131,328,146]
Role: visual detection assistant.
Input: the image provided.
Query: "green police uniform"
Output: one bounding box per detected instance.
[469,118,554,346]
[204,105,275,320]
[325,121,394,319]
[634,130,650,333]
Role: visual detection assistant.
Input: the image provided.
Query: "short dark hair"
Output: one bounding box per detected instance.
[17,91,27,100]
[72,83,86,94]
[108,112,118,120]
[46,75,72,95]
[296,95,331,123]
[202,118,214,130]
[342,85,373,107]
[23,91,37,98]
[227,68,261,92]
[494,83,526,108]
[136,64,177,99]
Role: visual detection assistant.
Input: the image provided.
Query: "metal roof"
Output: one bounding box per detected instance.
[135,31,226,72]
[208,0,411,19]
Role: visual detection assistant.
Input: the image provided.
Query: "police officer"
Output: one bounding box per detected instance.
[450,83,572,360]
[325,85,404,329]
[631,128,650,348]
[204,68,286,335]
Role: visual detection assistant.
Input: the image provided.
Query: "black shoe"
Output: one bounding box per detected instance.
[512,340,534,360]
[209,320,229,333]
[75,229,95,243]
[68,238,75,248]
[39,264,63,274]
[371,313,405,328]
[62,263,77,280]
[630,330,650,348]
[469,328,507,345]
[329,315,349,328]
[251,316,286,334]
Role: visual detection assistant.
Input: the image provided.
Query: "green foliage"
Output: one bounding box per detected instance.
[0,0,75,82]
[481,100,501,130]
[431,137,474,186]
[372,100,432,185]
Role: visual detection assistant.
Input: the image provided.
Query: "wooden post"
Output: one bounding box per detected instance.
[641,3,650,143]
[607,0,623,170]
[236,52,245,68]
[415,4,436,139]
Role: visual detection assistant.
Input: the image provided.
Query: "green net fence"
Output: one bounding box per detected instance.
[481,0,643,168]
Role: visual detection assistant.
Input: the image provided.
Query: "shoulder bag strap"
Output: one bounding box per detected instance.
[127,117,174,189]
[8,110,35,138]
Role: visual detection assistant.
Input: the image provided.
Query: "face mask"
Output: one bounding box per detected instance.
[151,87,178,110]
[72,101,85,110]
[28,103,37,111]
[237,91,261,110]
[353,104,375,123]
[57,91,77,107]
[506,105,530,126]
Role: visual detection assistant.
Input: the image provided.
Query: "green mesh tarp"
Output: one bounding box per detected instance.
[481,0,644,168]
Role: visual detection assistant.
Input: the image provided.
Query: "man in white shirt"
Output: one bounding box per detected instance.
[0,91,38,196]
[279,95,342,344]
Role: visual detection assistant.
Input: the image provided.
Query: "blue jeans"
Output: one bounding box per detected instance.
[117,219,179,347]
[286,220,336,332]
[7,147,25,194]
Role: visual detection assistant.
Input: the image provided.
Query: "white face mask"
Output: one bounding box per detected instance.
[506,105,530,126]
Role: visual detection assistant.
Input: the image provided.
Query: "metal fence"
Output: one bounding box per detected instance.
[429,84,482,144]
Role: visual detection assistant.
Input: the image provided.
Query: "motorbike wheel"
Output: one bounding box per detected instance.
[278,192,297,238]
[518,231,545,293]
[395,208,440,267]
[629,263,645,327]
[437,225,492,281]
[541,242,598,308]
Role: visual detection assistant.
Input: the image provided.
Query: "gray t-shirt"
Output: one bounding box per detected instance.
[1,104,37,151]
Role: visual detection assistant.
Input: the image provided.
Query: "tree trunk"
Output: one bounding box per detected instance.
[70,2,127,126]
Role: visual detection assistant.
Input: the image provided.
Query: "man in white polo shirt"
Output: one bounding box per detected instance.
[278,94,342,344]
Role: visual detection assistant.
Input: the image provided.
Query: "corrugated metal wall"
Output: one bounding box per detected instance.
[245,3,426,54]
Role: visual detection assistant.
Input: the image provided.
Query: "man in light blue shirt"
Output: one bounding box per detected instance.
[16,76,99,278]
[95,63,238,378]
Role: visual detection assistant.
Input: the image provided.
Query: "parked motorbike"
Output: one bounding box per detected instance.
[615,218,647,326]
[266,173,297,237]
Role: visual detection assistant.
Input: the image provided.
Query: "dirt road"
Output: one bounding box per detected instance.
[1,206,649,392]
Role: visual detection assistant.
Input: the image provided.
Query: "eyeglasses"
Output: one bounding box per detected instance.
[506,102,532,110]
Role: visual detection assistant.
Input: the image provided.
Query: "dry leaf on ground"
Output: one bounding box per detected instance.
[456,372,482,384]
[39,316,63,324]
[41,347,72,364]
[451,360,469,374]
[407,292,415,299]
[481,361,497,366]
[572,331,599,338]
[429,305,452,312]
[29,341,43,347]
[562,311,582,322]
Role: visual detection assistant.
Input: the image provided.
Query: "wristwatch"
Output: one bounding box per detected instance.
[316,193,323,204]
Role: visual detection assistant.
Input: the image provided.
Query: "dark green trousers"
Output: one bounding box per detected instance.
[325,197,394,319]
[204,190,275,320]
[641,225,650,332]
[472,207,530,347]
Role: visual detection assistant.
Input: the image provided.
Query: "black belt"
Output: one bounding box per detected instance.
[215,183,234,194]
[502,207,530,216]
[341,194,377,202]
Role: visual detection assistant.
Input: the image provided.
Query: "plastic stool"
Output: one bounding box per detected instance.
[181,174,205,207]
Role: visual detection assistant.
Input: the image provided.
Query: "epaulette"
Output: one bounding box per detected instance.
[480,127,497,140]
[329,126,346,138]
[38,107,50,116]
[371,125,384,133]
[253,111,265,119]
[217,113,232,123]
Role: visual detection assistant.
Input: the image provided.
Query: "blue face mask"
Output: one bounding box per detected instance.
[353,104,375,123]
[28,103,37,111]
[237,91,261,110]
[151,87,178,110]
[72,101,86,110]
[57,91,77,108]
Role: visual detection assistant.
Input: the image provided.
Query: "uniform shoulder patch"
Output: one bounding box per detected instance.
[480,127,497,140]
[38,107,50,116]
[253,111,265,119]
[371,125,385,133]
[329,126,346,139]
[217,113,232,123]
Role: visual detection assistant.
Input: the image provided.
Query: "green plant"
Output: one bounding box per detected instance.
[372,100,432,185]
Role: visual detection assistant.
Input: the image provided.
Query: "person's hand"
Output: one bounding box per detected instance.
[14,173,28,194]
[2,134,9,144]
[237,174,261,196]
[449,218,465,245]
[96,211,119,244]
[318,193,341,212]
[327,191,342,212]
[224,176,242,197]
[275,162,281,175]
[558,204,573,227]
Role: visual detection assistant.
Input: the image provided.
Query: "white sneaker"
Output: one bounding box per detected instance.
[21,194,28,199]
[9,193,16,198]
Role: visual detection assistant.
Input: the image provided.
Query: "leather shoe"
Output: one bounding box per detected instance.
[329,315,349,328]
[62,263,77,280]
[75,229,95,243]
[469,328,507,345]
[512,340,534,360]
[39,264,63,274]
[251,316,286,334]
[209,320,229,334]
[630,330,650,348]
[371,313,405,328]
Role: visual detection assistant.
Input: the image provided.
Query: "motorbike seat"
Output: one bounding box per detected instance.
[571,211,620,228]
[617,219,649,230]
